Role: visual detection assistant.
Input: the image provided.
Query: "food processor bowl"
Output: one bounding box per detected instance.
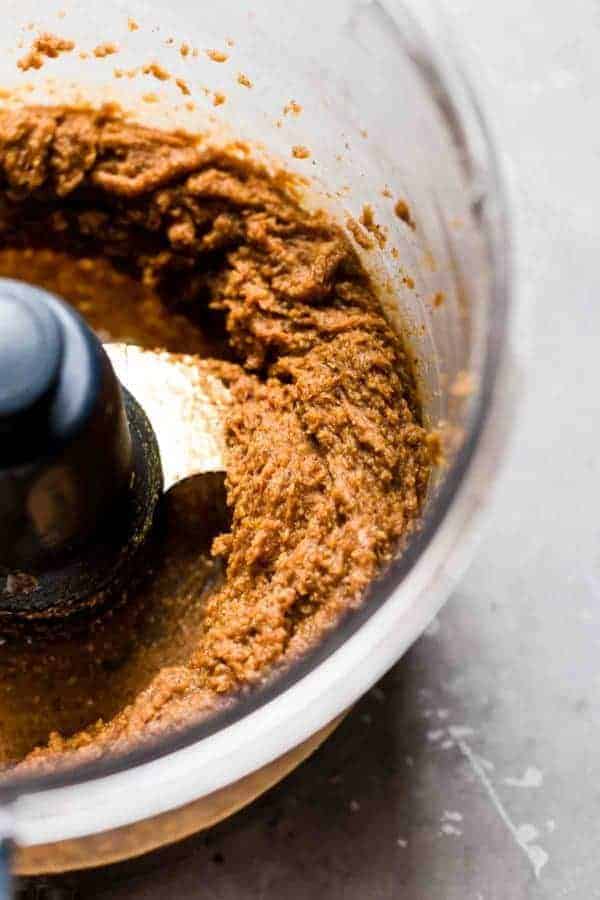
[0,0,512,878]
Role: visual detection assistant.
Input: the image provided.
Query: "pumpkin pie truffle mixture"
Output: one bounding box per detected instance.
[0,106,431,772]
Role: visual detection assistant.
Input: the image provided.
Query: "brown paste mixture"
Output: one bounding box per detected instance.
[0,106,431,773]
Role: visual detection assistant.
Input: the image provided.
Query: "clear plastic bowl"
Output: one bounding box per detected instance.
[0,0,511,876]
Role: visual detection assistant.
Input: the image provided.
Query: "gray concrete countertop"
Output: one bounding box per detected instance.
[18,0,599,896]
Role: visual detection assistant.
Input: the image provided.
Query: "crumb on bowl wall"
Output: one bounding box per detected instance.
[394,199,415,229]
[206,49,229,63]
[346,216,374,250]
[17,32,75,71]
[426,431,444,467]
[114,67,138,79]
[292,145,311,160]
[359,204,387,248]
[283,100,302,116]
[93,42,119,59]
[142,61,171,81]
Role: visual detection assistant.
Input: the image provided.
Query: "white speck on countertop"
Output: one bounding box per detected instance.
[440,823,463,836]
[504,766,543,789]
[442,811,463,822]
[448,725,476,740]
[516,824,539,843]
[397,838,408,849]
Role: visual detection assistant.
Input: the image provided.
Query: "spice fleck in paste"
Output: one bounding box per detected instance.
[0,107,431,773]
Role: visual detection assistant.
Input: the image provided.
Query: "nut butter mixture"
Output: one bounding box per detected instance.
[0,106,431,772]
